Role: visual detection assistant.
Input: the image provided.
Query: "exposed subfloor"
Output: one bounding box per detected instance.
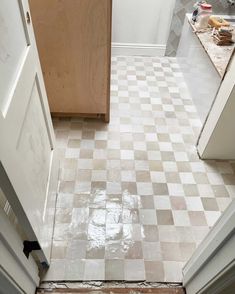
[37,282,184,294]
[43,56,235,283]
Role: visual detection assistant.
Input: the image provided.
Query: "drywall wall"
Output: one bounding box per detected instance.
[112,0,176,56]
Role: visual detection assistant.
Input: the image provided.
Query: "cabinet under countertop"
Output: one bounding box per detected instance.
[29,0,112,122]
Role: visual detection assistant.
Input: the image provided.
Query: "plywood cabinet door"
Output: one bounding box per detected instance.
[29,0,112,121]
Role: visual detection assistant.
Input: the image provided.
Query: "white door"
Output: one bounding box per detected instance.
[0,0,56,264]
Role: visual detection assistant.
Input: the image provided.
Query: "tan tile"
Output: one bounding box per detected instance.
[82,130,95,139]
[134,150,148,160]
[55,208,72,224]
[156,210,174,225]
[105,259,124,280]
[201,197,219,211]
[122,209,139,224]
[170,197,186,210]
[124,241,143,259]
[93,159,107,170]
[105,240,125,259]
[193,172,209,184]
[141,225,159,242]
[149,161,163,171]
[177,162,191,172]
[183,184,199,197]
[86,240,105,259]
[123,224,142,241]
[143,242,162,261]
[136,171,151,182]
[163,261,183,282]
[120,141,133,150]
[59,181,75,193]
[140,196,154,209]
[95,140,107,149]
[188,211,207,226]
[161,242,182,261]
[165,172,181,183]
[179,242,196,262]
[152,183,168,195]
[121,182,137,195]
[79,149,93,159]
[84,260,105,280]
[124,260,145,281]
[68,139,80,148]
[145,261,164,282]
[51,241,67,259]
[212,185,229,197]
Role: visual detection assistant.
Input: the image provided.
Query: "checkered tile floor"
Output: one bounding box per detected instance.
[44,56,235,283]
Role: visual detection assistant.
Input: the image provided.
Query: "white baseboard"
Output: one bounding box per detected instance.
[112,42,166,57]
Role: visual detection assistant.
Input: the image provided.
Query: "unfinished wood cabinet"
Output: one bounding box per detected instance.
[29,0,112,122]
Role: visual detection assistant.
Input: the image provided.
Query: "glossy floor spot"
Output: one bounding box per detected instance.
[43,56,235,282]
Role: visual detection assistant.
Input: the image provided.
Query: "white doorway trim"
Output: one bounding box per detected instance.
[0,206,40,294]
[183,199,235,294]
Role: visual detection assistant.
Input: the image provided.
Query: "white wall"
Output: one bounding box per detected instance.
[112,0,176,56]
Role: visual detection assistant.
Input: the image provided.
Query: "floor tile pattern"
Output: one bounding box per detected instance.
[44,56,235,283]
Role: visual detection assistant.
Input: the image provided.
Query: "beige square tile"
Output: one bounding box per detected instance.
[163,261,183,282]
[143,242,162,261]
[145,261,165,282]
[212,185,230,197]
[84,260,105,280]
[183,184,199,197]
[141,225,159,242]
[201,197,219,211]
[161,242,182,261]
[156,210,174,226]
[51,241,67,259]
[105,259,124,280]
[172,211,190,226]
[188,211,207,226]
[139,209,157,225]
[170,197,186,210]
[124,260,145,281]
[105,240,125,259]
[59,181,75,193]
[179,242,196,262]
[64,259,85,280]
[86,240,105,259]
[124,241,143,259]
[136,171,151,182]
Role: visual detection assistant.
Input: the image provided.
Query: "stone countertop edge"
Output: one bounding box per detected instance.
[186,13,235,78]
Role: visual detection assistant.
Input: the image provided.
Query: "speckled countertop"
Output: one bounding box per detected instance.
[186,14,235,78]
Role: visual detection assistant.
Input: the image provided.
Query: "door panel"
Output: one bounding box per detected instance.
[0,0,29,113]
[16,78,52,225]
[0,0,56,263]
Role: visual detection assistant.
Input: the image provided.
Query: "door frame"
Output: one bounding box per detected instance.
[0,205,40,294]
[0,147,59,266]
[183,199,235,294]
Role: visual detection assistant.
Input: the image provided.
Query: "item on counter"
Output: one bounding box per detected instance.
[192,1,207,23]
[213,26,234,45]
[208,16,230,29]
[195,3,212,30]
